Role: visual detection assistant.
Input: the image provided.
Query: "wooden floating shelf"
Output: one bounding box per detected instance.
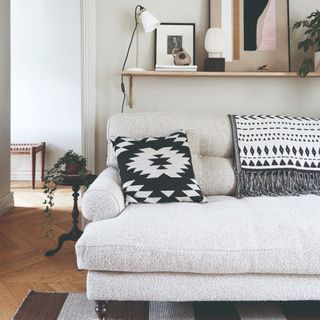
[122,71,320,108]
[122,71,320,78]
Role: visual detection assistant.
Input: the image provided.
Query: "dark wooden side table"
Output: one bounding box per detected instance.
[45,173,97,257]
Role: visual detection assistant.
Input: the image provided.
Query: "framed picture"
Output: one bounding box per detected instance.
[209,0,291,71]
[155,23,196,67]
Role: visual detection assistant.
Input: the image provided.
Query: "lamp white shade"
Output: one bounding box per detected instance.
[140,10,160,33]
[205,28,225,58]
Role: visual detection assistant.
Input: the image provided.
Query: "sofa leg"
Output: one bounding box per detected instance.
[95,300,108,320]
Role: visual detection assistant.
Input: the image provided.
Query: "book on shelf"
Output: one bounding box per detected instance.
[155,65,198,72]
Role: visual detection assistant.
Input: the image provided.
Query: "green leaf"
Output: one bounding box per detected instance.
[298,38,314,52]
[293,21,302,29]
[299,57,314,77]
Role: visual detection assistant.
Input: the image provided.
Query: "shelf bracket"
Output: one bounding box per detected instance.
[128,75,133,108]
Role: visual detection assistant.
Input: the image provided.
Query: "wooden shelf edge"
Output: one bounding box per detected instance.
[122,71,320,78]
[122,70,320,108]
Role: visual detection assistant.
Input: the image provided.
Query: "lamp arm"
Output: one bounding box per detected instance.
[120,5,145,112]
[121,6,143,72]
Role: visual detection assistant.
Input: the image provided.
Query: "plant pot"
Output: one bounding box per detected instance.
[66,163,82,174]
[315,51,320,72]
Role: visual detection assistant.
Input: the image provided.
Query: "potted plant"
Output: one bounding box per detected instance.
[293,10,320,77]
[43,150,88,235]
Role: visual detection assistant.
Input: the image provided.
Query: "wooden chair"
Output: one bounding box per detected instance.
[10,142,46,189]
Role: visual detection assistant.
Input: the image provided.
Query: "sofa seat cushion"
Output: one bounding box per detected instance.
[76,195,320,275]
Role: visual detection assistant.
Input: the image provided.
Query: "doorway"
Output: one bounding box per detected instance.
[10,0,83,196]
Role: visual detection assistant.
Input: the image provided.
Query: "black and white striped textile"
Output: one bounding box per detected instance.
[13,291,320,320]
[230,115,320,198]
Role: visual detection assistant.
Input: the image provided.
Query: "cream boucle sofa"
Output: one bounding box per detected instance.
[76,113,320,307]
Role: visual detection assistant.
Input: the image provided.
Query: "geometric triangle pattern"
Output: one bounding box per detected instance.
[230,115,320,198]
[112,131,207,205]
[233,115,320,171]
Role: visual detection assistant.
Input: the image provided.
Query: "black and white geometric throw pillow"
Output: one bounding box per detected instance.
[112,131,207,205]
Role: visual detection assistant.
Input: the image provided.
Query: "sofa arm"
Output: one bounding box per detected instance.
[82,167,125,221]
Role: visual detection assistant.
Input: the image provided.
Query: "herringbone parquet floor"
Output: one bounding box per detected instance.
[0,182,86,320]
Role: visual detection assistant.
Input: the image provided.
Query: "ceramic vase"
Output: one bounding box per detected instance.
[172,48,191,66]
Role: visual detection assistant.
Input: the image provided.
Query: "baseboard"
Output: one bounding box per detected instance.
[0,192,14,216]
[11,169,42,181]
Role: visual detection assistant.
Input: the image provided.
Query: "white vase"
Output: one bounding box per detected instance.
[315,51,320,72]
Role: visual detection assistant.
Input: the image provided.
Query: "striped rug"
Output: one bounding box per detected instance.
[13,291,320,320]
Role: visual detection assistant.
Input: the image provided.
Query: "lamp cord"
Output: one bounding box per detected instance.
[121,5,143,113]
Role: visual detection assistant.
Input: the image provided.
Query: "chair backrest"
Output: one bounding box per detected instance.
[107,112,236,196]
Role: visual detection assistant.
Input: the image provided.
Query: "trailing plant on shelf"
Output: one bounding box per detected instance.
[293,9,320,77]
[43,150,88,236]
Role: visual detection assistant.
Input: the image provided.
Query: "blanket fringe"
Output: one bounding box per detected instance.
[237,170,320,198]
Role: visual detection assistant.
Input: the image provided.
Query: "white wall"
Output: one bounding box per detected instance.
[0,0,14,214]
[11,0,82,180]
[95,0,320,173]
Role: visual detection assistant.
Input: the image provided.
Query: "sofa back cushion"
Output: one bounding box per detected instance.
[107,113,236,196]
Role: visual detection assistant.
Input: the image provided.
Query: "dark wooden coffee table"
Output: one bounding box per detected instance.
[45,173,97,257]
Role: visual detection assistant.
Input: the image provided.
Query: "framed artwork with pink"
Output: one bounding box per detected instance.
[209,0,291,71]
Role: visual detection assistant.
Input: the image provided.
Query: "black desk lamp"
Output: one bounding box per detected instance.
[121,5,160,112]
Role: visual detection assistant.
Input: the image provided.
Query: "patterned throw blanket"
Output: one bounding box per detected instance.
[229,115,320,198]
